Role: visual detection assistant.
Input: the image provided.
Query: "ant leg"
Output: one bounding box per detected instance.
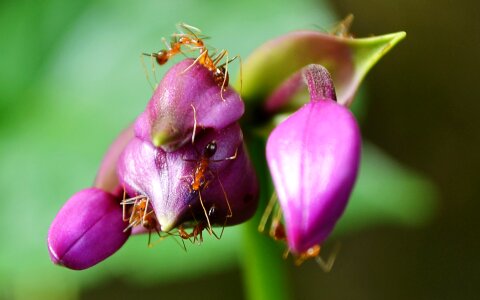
[141,52,159,85]
[140,53,155,90]
[147,229,153,248]
[213,49,229,102]
[123,220,136,233]
[128,198,141,225]
[186,205,201,244]
[142,197,151,224]
[216,174,232,218]
[258,192,278,232]
[283,248,290,259]
[212,49,227,65]
[122,188,128,222]
[182,49,208,74]
[161,37,171,50]
[315,243,341,272]
[198,191,213,235]
[269,203,284,239]
[208,173,231,240]
[177,23,202,37]
[121,195,146,205]
[221,51,229,101]
[210,147,238,162]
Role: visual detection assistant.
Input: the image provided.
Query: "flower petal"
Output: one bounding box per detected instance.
[118,123,259,232]
[136,59,245,151]
[266,95,361,253]
[48,188,130,270]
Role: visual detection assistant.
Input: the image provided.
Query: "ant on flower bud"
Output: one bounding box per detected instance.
[142,23,241,100]
[258,193,340,272]
[121,191,163,247]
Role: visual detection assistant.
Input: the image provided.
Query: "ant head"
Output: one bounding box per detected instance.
[204,140,217,158]
[155,50,169,65]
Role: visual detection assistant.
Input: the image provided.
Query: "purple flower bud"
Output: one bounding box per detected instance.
[266,65,361,254]
[48,188,130,270]
[135,59,245,151]
[118,123,259,232]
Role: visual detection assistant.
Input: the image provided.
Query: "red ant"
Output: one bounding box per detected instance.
[142,23,241,100]
[258,193,340,271]
[176,203,227,247]
[143,24,206,66]
[121,192,163,247]
[182,140,237,235]
[182,104,238,236]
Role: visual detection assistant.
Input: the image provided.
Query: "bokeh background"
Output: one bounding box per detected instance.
[0,0,478,299]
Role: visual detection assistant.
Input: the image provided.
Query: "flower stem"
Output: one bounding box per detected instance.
[240,135,291,300]
[241,219,291,300]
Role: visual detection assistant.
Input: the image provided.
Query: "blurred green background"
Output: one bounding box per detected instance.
[0,0,478,299]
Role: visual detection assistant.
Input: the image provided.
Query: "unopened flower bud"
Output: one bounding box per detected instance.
[266,65,360,254]
[135,59,245,151]
[48,188,130,270]
[118,123,259,232]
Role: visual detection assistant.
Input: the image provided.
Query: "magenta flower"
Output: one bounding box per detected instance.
[47,188,130,270]
[266,65,361,255]
[48,58,259,270]
[118,123,259,232]
[135,59,245,151]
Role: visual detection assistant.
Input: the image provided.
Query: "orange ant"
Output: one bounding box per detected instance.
[141,23,207,87]
[143,24,206,66]
[176,203,227,247]
[258,193,340,271]
[142,23,241,100]
[187,49,241,101]
[121,192,163,247]
[182,141,237,235]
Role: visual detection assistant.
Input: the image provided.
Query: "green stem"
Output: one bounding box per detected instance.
[240,134,291,300]
[241,218,291,300]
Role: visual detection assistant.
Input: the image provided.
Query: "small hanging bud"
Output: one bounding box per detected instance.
[266,65,361,254]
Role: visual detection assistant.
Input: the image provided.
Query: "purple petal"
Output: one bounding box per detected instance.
[48,188,130,270]
[94,125,134,194]
[135,59,245,151]
[118,123,259,232]
[266,95,360,254]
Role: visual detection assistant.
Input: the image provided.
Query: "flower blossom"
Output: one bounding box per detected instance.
[266,64,361,257]
[48,59,259,270]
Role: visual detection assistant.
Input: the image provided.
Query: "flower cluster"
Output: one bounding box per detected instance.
[48,23,404,270]
[48,59,259,270]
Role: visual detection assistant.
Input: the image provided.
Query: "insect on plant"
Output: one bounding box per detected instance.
[142,23,241,100]
[258,193,340,271]
[121,192,164,247]
[179,104,238,241]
